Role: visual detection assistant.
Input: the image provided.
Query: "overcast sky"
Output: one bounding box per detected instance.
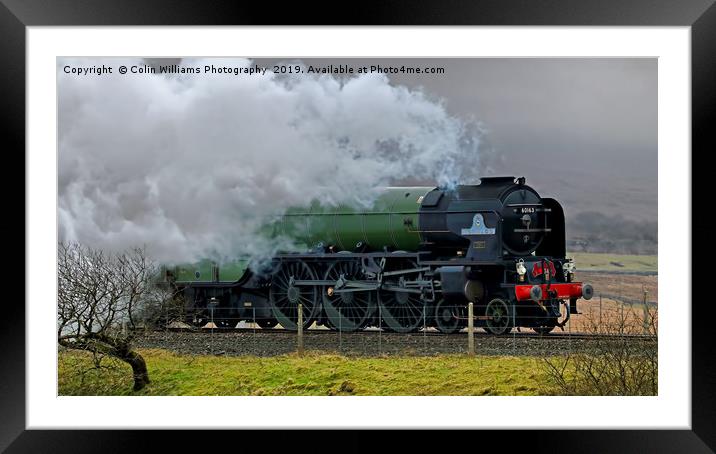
[257,58,657,222]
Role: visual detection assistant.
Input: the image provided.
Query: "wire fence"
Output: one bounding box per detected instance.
[136,290,658,358]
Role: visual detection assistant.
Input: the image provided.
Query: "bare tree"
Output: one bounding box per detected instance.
[541,302,658,396]
[57,242,163,391]
[135,282,186,330]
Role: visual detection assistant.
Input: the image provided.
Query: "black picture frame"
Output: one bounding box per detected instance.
[4,0,714,451]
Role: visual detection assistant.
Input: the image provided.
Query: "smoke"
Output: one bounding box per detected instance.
[58,57,485,263]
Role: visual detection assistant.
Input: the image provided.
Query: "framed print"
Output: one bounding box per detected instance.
[4,0,715,451]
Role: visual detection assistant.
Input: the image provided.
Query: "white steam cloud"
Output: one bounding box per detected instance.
[59,58,485,263]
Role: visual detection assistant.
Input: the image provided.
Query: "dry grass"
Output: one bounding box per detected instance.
[567,266,658,335]
[579,271,657,303]
[568,298,658,335]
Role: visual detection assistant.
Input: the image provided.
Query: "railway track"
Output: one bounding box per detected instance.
[149,326,654,341]
[133,325,656,357]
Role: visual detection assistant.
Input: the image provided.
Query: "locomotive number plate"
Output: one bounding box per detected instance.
[521,207,536,213]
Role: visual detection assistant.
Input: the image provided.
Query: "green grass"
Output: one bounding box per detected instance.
[59,349,550,396]
[567,252,657,273]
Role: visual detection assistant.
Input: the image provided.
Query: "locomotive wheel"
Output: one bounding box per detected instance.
[211,307,236,328]
[191,306,211,328]
[214,318,236,329]
[322,260,375,332]
[484,297,514,335]
[269,260,320,330]
[434,299,463,334]
[533,325,555,335]
[257,318,279,329]
[378,259,425,333]
[193,316,210,328]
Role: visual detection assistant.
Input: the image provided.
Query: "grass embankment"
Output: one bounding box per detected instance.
[59,349,549,396]
[567,252,657,273]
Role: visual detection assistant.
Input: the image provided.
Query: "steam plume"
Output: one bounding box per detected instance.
[58,58,485,263]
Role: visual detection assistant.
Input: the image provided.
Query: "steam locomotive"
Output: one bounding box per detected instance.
[161,176,593,334]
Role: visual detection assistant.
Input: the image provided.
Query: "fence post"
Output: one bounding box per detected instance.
[423,304,427,351]
[599,294,603,334]
[642,289,649,335]
[378,304,382,354]
[297,303,304,356]
[467,302,474,356]
[512,300,516,350]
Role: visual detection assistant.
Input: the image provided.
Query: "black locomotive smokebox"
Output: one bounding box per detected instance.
[500,185,545,256]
